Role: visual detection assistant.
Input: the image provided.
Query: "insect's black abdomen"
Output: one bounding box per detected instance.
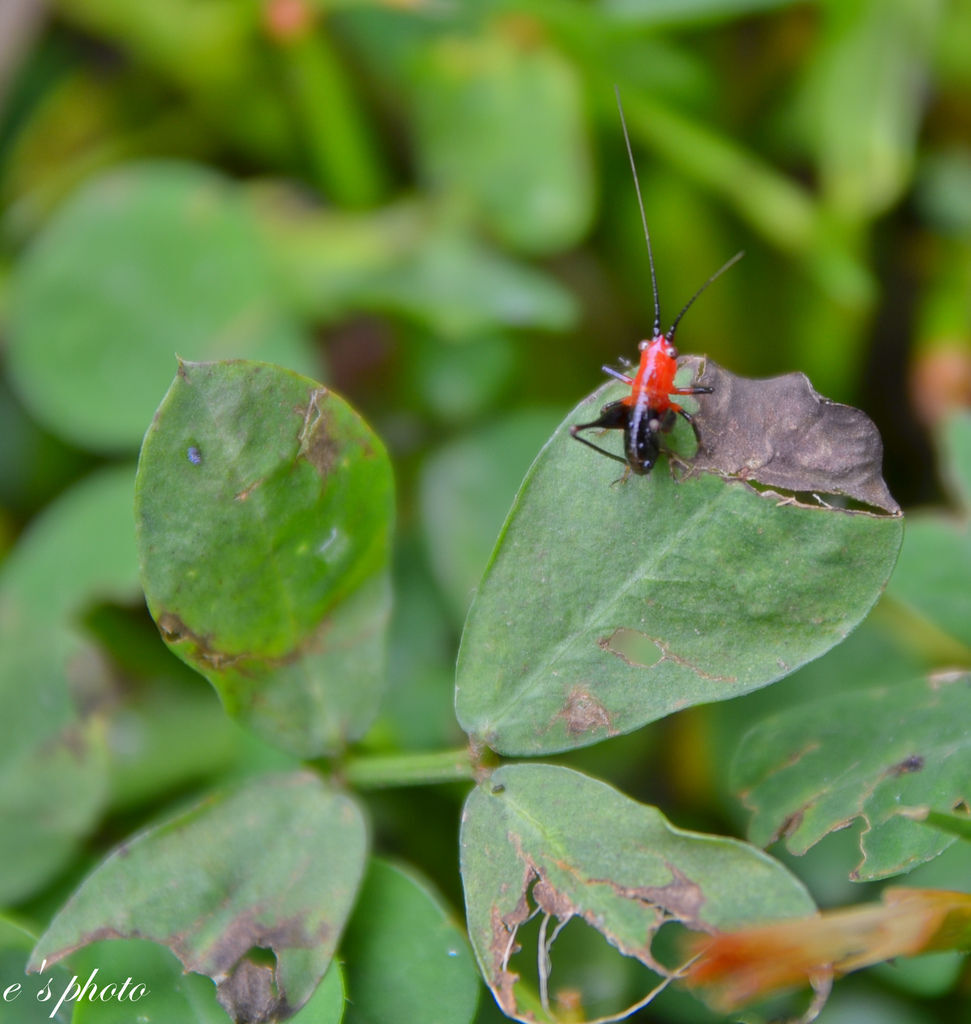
[624,409,662,474]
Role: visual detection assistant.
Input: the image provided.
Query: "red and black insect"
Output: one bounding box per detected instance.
[571,93,742,476]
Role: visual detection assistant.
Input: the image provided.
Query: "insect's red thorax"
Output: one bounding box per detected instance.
[623,334,678,409]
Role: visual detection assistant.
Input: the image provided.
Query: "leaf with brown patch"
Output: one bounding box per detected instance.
[455,382,902,756]
[460,764,813,1023]
[135,360,394,757]
[732,672,971,880]
[29,772,367,1023]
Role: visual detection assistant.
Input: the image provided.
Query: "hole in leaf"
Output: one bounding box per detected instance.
[496,874,690,1024]
[241,945,278,968]
[599,628,662,668]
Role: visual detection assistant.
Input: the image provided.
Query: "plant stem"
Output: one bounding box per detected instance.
[340,747,477,789]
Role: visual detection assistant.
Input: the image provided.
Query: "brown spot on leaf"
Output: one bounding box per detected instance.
[156,612,189,644]
[235,477,265,502]
[155,613,240,670]
[533,878,575,922]
[501,861,537,935]
[623,866,706,927]
[31,925,129,970]
[198,913,318,976]
[887,754,924,776]
[297,388,340,477]
[653,637,737,683]
[778,809,805,842]
[584,864,706,943]
[489,904,521,1014]
[490,864,536,1019]
[679,357,901,516]
[555,687,615,737]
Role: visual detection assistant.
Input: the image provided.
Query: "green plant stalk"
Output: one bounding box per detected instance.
[619,88,819,255]
[277,25,388,208]
[339,747,477,789]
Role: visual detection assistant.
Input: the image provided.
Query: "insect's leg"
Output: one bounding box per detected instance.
[573,400,629,432]
[570,431,629,466]
[653,407,678,434]
[671,404,702,445]
[610,464,632,487]
[670,385,713,396]
[601,365,634,384]
[571,401,629,466]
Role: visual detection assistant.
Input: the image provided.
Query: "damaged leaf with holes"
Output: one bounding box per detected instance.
[731,672,971,880]
[135,359,394,757]
[455,386,903,755]
[29,772,367,1023]
[460,764,814,1023]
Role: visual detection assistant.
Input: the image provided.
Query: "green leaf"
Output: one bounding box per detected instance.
[731,672,971,880]
[0,465,139,627]
[341,859,479,1024]
[135,360,394,756]
[408,330,517,424]
[0,376,89,514]
[455,387,903,755]
[888,516,971,653]
[800,0,939,218]
[0,916,74,1023]
[260,201,577,335]
[414,30,594,254]
[420,409,563,622]
[886,419,970,651]
[68,940,231,1024]
[362,229,577,338]
[0,466,140,902]
[64,940,345,1023]
[102,668,243,814]
[7,163,315,452]
[30,772,367,1023]
[0,706,107,906]
[287,962,344,1024]
[460,763,813,1022]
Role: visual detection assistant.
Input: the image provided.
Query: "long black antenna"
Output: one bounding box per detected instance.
[614,86,661,337]
[667,249,745,339]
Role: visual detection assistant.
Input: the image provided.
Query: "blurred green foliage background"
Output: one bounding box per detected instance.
[1,1,970,1021]
[4,0,971,528]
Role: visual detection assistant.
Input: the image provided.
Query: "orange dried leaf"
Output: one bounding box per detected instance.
[683,888,971,1012]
